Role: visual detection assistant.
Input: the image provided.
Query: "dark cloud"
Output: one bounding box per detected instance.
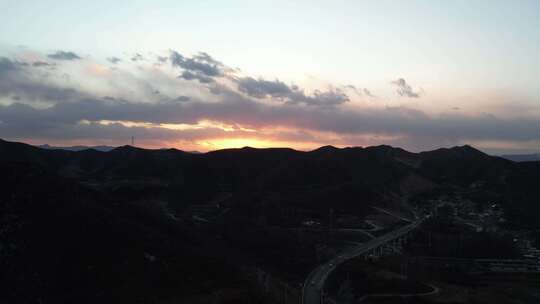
[345,85,376,98]
[2,95,540,151]
[131,53,144,62]
[0,101,248,143]
[169,50,227,85]
[192,52,223,67]
[0,82,81,102]
[236,77,349,106]
[345,85,362,96]
[32,61,49,67]
[363,88,376,98]
[0,57,85,102]
[0,57,20,75]
[102,96,117,101]
[107,57,122,64]
[170,50,223,77]
[391,78,421,98]
[305,89,349,106]
[47,51,82,61]
[175,96,190,102]
[237,77,291,98]
[179,70,214,83]
[32,61,54,68]
[156,56,168,63]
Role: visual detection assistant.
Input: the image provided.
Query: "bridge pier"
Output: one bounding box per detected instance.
[395,239,402,253]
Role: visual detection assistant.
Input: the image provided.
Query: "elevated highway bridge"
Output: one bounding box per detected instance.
[302,216,424,304]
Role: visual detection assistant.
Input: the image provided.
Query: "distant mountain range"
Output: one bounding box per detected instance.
[500,153,540,162]
[2,137,540,235]
[2,138,538,215]
[37,144,201,154]
[38,143,117,152]
[34,143,540,162]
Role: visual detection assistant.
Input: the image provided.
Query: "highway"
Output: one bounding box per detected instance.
[302,217,424,304]
[371,206,414,223]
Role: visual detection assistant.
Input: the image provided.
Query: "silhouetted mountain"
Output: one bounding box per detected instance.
[311,145,340,154]
[0,139,532,203]
[417,145,514,186]
[38,144,117,152]
[2,139,536,218]
[501,153,540,162]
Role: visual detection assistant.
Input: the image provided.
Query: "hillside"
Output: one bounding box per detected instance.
[1,138,540,302]
[1,139,538,217]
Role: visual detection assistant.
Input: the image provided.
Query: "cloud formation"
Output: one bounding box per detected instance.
[2,93,540,152]
[1,49,539,153]
[47,51,82,61]
[344,85,376,99]
[170,50,224,78]
[107,57,122,64]
[236,77,349,106]
[175,96,190,102]
[156,56,168,63]
[391,78,422,98]
[179,70,215,83]
[0,57,82,102]
[363,88,376,98]
[0,57,18,73]
[237,77,291,98]
[131,53,144,62]
[32,61,53,67]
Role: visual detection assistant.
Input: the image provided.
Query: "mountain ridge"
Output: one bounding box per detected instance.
[500,153,540,162]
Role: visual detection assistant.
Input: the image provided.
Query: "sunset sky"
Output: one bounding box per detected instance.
[1,0,540,153]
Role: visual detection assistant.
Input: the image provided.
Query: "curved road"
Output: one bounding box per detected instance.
[302,217,424,304]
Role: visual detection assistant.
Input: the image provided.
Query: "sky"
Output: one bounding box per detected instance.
[1,0,540,153]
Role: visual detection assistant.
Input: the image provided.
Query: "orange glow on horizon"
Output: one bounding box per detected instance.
[196,137,322,151]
